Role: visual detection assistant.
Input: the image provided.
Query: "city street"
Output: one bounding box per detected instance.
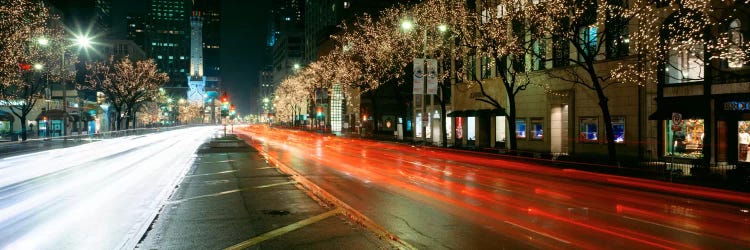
[0,126,216,249]
[240,125,750,249]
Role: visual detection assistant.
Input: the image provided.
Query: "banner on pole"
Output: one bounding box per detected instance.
[413,58,424,95]
[426,59,438,95]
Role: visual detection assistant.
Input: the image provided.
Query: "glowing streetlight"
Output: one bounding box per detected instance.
[438,24,448,33]
[401,20,414,31]
[74,34,92,49]
[37,37,49,46]
[263,97,269,103]
[33,63,44,70]
[293,63,301,70]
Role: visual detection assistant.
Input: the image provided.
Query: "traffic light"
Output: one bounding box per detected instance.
[230,105,236,119]
[316,107,323,117]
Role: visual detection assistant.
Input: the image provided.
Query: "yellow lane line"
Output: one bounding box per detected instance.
[224,208,343,250]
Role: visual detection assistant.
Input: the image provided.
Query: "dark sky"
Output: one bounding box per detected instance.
[220,0,271,115]
[77,0,270,115]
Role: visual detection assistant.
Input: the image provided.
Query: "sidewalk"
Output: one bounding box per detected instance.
[137,134,391,249]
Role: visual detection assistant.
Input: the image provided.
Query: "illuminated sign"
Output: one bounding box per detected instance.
[724,101,750,111]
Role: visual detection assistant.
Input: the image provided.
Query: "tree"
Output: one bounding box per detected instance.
[83,56,168,130]
[0,0,67,141]
[614,0,750,162]
[518,0,636,163]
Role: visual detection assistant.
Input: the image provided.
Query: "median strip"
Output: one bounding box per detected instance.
[224,208,343,250]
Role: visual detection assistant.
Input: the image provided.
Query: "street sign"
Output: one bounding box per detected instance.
[412,58,424,94]
[671,112,682,126]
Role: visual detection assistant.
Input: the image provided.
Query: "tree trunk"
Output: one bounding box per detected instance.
[596,87,617,164]
[507,93,518,151]
[20,115,28,141]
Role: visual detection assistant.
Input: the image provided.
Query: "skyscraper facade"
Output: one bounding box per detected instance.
[271,0,304,88]
[126,13,146,50]
[145,0,191,97]
[192,0,221,79]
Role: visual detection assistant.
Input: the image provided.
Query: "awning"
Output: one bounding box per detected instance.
[447,108,508,117]
[36,109,69,120]
[648,96,707,120]
[446,110,465,117]
[0,110,14,122]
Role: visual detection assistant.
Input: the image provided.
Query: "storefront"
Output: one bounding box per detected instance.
[716,96,750,164]
[649,96,708,160]
[36,109,69,137]
[0,111,14,138]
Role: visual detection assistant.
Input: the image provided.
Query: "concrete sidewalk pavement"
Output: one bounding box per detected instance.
[137,134,390,249]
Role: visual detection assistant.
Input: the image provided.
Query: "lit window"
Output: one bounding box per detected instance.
[515,119,527,138]
[728,19,744,68]
[157,55,162,59]
[180,56,185,60]
[531,118,543,140]
[666,43,704,84]
[579,25,597,61]
[579,117,598,142]
[343,2,350,8]
[612,116,625,143]
[666,119,704,158]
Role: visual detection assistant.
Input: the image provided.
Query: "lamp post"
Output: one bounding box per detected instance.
[38,34,93,137]
[401,20,446,146]
[37,37,51,139]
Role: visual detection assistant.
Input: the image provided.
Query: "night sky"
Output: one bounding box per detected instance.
[57,0,271,114]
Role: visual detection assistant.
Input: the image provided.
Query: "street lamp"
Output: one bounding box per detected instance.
[38,33,94,136]
[401,20,449,145]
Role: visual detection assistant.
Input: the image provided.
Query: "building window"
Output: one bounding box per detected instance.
[727,19,745,68]
[605,5,629,59]
[739,121,750,162]
[468,116,476,141]
[666,43,704,84]
[553,36,569,67]
[157,55,162,59]
[531,118,543,140]
[612,116,625,143]
[496,116,506,142]
[533,39,546,70]
[481,57,492,78]
[666,119,704,158]
[579,117,598,142]
[578,25,598,61]
[516,118,527,139]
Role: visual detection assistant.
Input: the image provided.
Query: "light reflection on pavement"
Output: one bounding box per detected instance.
[242,125,750,249]
[0,126,216,250]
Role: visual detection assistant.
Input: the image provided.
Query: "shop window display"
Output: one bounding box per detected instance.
[739,121,750,162]
[579,117,598,142]
[665,119,704,158]
[516,119,526,138]
[531,118,543,140]
[612,117,625,143]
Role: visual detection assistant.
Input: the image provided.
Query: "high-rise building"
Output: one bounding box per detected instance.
[95,0,112,37]
[303,0,397,63]
[271,0,304,88]
[145,0,191,97]
[192,0,221,78]
[126,14,146,50]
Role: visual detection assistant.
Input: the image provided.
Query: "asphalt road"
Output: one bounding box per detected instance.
[0,126,216,249]
[240,125,750,250]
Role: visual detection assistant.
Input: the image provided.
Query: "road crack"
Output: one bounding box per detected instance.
[392,214,454,250]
